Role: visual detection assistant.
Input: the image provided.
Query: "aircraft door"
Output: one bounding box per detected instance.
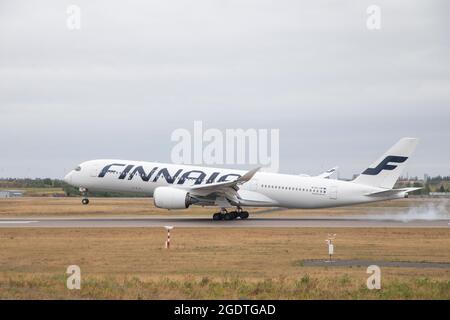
[328,186,338,200]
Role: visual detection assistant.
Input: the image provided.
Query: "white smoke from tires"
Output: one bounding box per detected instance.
[366,199,449,222]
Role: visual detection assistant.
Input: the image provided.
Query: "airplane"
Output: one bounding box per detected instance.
[64,137,420,221]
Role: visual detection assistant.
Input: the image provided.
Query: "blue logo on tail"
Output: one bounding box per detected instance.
[362,156,408,175]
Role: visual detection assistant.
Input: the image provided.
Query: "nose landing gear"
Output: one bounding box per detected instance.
[79,187,89,205]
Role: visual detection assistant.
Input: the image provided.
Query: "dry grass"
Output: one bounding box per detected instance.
[13,188,65,197]
[0,197,215,217]
[0,227,448,299]
[0,198,448,299]
[0,197,448,217]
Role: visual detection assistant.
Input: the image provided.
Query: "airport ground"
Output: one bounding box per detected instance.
[0,196,447,217]
[0,197,448,299]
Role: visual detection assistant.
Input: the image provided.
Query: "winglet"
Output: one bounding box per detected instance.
[237,167,261,184]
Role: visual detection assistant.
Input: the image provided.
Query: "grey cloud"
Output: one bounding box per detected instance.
[0,0,449,178]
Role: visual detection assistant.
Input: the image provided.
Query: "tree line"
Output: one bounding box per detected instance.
[1,176,449,197]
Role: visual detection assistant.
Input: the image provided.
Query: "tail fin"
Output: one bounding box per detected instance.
[353,138,419,189]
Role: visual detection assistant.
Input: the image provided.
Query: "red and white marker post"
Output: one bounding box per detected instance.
[165,226,174,249]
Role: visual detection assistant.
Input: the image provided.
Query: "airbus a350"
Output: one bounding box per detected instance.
[64,138,419,220]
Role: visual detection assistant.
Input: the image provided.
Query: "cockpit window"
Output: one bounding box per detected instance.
[75,166,82,172]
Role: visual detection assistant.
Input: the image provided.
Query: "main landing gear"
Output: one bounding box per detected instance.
[212,207,249,221]
[79,187,89,205]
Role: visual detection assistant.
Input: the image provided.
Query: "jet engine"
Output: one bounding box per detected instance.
[153,187,196,209]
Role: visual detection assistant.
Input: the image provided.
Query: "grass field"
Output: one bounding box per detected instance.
[0,197,448,217]
[5,188,66,197]
[0,197,448,299]
[0,197,224,217]
[0,227,449,299]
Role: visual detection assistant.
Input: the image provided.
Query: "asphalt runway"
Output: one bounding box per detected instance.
[0,216,448,228]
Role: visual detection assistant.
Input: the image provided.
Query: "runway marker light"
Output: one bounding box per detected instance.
[164,226,174,249]
[325,234,336,262]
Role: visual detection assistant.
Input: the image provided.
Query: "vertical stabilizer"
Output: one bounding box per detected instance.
[353,138,419,189]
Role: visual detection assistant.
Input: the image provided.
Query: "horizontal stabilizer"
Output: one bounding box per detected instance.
[316,167,338,179]
[365,187,422,197]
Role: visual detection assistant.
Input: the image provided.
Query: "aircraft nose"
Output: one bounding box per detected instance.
[64,172,73,184]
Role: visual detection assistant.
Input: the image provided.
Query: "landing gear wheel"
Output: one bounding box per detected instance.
[223,212,233,220]
[79,188,89,205]
[240,211,249,219]
[213,213,222,221]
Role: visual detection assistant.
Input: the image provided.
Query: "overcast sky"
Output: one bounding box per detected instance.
[1,0,449,179]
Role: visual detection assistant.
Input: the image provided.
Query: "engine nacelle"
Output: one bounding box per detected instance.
[153,187,194,209]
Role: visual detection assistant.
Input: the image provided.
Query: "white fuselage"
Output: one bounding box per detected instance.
[64,160,405,209]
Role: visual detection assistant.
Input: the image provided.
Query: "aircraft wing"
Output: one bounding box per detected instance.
[188,167,262,206]
[189,167,260,194]
[316,167,338,179]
